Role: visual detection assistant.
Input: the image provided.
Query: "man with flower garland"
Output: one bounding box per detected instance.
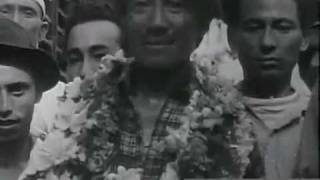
[223,0,312,178]
[106,0,246,179]
[0,18,59,180]
[30,1,123,138]
[23,1,256,179]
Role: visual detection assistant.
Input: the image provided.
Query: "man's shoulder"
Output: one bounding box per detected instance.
[40,81,66,100]
[295,88,311,111]
[31,81,67,138]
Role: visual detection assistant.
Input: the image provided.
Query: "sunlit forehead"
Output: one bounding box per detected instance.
[0,65,34,86]
[67,20,121,52]
[240,0,300,24]
[0,0,42,17]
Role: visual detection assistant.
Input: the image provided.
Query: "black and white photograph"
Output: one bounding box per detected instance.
[0,0,319,179]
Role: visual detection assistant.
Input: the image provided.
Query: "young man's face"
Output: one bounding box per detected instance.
[125,0,200,69]
[65,20,121,81]
[230,0,306,80]
[0,0,47,45]
[0,65,38,143]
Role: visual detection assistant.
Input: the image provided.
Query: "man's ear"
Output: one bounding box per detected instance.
[40,21,49,41]
[300,37,310,52]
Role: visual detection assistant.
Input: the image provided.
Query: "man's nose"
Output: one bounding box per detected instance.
[80,57,94,79]
[260,28,277,53]
[0,92,12,118]
[147,4,169,36]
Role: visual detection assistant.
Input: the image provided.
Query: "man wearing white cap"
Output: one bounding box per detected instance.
[0,0,48,47]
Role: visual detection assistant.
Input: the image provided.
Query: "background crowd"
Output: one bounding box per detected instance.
[0,0,318,179]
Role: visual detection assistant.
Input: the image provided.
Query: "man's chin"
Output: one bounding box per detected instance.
[0,136,21,144]
[138,57,186,70]
[0,130,25,144]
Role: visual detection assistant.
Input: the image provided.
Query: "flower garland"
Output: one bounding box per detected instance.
[156,19,256,178]
[19,20,256,180]
[19,50,137,180]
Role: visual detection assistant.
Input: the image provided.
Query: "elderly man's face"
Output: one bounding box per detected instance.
[0,0,47,45]
[231,0,307,80]
[0,65,38,143]
[125,0,200,69]
[65,20,121,81]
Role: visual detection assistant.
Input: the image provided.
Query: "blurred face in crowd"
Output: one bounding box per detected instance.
[230,0,307,80]
[0,0,48,45]
[0,64,39,143]
[66,20,121,81]
[125,0,200,69]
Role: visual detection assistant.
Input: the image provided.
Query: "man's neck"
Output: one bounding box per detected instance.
[0,136,32,168]
[130,62,192,97]
[241,76,294,99]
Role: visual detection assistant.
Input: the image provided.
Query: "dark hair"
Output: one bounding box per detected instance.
[61,1,122,70]
[117,0,223,31]
[222,0,309,29]
[65,1,122,46]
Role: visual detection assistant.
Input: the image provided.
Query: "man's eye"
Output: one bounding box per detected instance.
[274,23,294,32]
[243,23,263,32]
[22,9,36,17]
[132,0,150,13]
[0,7,10,14]
[68,55,82,65]
[166,1,184,13]
[8,85,26,96]
[93,53,107,61]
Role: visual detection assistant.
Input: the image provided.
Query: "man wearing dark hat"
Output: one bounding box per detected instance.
[0,18,59,180]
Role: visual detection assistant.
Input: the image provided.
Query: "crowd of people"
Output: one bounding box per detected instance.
[0,0,318,179]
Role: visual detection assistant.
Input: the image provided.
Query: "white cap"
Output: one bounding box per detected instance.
[33,0,46,17]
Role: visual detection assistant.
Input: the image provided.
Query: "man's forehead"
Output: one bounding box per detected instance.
[0,0,43,16]
[67,21,121,49]
[0,64,33,84]
[239,0,299,20]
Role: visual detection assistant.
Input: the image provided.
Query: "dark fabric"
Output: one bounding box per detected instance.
[0,18,59,92]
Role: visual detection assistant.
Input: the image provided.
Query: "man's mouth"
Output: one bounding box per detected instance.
[144,39,175,47]
[258,57,280,67]
[0,119,20,127]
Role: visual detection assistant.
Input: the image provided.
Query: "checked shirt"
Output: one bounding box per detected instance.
[109,98,187,180]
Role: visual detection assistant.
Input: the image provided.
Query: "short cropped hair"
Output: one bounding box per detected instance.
[61,1,122,70]
[65,1,121,39]
[117,0,223,31]
[222,0,309,29]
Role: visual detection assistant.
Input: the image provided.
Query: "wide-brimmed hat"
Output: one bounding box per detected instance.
[0,18,59,92]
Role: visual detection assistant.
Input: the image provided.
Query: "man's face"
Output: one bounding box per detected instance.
[0,65,38,143]
[0,0,47,45]
[231,0,306,80]
[65,20,121,81]
[125,0,200,69]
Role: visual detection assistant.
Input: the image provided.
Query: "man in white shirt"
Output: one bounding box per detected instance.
[223,0,311,178]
